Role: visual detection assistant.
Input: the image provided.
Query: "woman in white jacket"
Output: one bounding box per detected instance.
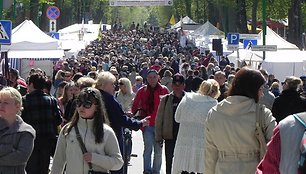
[172,79,220,174]
[51,87,123,174]
[205,67,276,174]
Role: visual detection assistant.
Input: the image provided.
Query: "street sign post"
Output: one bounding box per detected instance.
[49,20,56,32]
[0,20,12,45]
[49,32,59,40]
[240,34,260,40]
[243,39,257,49]
[227,33,240,45]
[227,45,239,51]
[46,6,60,20]
[251,45,277,51]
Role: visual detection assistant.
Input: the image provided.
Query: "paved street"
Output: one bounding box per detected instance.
[128,130,166,174]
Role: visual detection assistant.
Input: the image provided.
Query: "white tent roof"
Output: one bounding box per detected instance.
[191,21,224,36]
[258,26,299,50]
[228,27,306,80]
[1,20,64,58]
[58,23,111,58]
[172,16,197,29]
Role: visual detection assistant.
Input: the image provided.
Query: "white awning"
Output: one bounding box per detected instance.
[7,50,64,58]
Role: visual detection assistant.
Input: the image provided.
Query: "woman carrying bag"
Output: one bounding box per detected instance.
[51,87,123,174]
[205,67,276,174]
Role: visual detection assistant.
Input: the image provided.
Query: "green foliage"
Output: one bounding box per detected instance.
[4,0,306,32]
[265,0,290,19]
[302,2,306,31]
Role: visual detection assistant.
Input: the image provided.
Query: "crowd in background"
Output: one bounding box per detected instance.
[2,24,306,174]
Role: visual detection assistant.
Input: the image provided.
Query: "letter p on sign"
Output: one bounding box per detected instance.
[227,33,240,45]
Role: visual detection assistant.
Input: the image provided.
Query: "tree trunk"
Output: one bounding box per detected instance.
[288,0,303,49]
[30,0,39,24]
[76,0,82,23]
[207,1,219,27]
[251,0,258,34]
[236,0,248,33]
[195,0,199,22]
[184,0,192,18]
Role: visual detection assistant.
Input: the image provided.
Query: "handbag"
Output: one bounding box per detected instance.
[74,125,109,174]
[254,104,267,160]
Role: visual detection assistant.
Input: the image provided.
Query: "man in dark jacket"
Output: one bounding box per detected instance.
[155,73,186,174]
[22,73,62,174]
[272,76,306,123]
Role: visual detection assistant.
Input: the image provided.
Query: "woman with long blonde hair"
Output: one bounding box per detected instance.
[172,79,220,174]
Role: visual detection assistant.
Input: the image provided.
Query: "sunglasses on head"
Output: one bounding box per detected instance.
[76,99,95,109]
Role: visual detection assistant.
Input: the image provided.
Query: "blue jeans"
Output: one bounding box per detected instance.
[142,126,162,174]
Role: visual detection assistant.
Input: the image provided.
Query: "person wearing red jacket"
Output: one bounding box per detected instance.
[132,69,169,174]
[256,112,306,174]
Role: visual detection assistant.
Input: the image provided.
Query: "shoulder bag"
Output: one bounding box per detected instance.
[74,125,108,174]
[255,104,267,160]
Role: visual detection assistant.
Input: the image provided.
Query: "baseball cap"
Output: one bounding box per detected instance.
[172,73,185,84]
[147,69,158,75]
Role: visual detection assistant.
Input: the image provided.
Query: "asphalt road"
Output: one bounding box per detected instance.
[127,130,166,174]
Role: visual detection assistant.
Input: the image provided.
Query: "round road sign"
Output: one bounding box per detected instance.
[46,6,60,20]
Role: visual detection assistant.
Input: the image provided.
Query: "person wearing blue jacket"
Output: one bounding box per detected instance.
[95,71,150,174]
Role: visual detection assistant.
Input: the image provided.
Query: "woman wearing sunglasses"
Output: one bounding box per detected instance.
[51,87,123,174]
[0,87,36,174]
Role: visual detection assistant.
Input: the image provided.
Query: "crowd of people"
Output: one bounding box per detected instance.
[1,24,306,174]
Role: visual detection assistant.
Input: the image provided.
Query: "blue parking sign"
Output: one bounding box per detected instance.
[227,33,240,45]
[0,20,12,45]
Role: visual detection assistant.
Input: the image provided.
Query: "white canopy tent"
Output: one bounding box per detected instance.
[255,27,306,81]
[1,20,64,79]
[58,22,111,58]
[171,16,197,29]
[1,20,64,58]
[228,27,306,81]
[191,21,224,37]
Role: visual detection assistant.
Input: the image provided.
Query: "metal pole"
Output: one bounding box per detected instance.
[13,0,16,27]
[262,0,266,61]
[0,0,3,19]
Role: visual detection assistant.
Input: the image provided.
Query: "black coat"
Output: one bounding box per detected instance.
[272,89,306,123]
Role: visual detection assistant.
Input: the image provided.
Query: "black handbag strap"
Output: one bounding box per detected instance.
[74,125,93,169]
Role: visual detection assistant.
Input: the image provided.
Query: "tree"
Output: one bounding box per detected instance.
[236,0,248,33]
[251,0,259,34]
[288,0,303,49]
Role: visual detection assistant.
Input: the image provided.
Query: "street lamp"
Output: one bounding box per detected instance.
[36,11,42,26]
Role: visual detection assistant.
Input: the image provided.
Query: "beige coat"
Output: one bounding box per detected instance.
[205,96,276,174]
[155,93,174,141]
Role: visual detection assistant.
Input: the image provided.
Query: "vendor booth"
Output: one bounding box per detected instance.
[1,20,64,79]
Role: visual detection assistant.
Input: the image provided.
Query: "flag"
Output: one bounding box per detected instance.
[169,15,176,25]
[98,20,103,41]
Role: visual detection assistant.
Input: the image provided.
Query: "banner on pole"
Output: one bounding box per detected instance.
[109,0,173,6]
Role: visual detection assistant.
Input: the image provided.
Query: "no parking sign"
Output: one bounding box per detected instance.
[46,6,60,20]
